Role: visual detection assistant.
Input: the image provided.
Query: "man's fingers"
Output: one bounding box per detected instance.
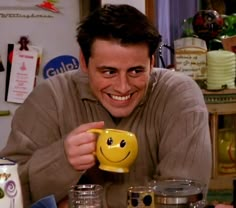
[71,154,96,170]
[66,135,96,155]
[70,121,105,136]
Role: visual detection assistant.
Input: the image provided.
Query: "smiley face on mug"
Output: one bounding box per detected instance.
[88,129,138,173]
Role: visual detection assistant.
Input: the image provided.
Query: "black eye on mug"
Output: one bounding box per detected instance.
[131,199,138,207]
[120,140,126,148]
[107,137,113,145]
[143,195,153,206]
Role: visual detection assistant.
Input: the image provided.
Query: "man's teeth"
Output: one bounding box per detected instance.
[111,95,130,101]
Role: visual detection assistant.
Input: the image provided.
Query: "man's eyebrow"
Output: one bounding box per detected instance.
[96,65,145,71]
[128,65,146,70]
[97,66,117,70]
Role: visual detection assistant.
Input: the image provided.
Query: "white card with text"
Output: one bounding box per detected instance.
[7,47,38,103]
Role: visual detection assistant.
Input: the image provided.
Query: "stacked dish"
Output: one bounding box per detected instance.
[207,50,235,90]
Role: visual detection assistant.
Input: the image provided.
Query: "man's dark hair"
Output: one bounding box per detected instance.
[76,4,161,65]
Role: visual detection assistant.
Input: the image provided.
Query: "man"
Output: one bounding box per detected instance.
[0,4,212,208]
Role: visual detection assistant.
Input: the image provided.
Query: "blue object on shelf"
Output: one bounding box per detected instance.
[31,195,57,208]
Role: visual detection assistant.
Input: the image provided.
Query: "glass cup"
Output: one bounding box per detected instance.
[68,184,103,208]
[127,186,155,208]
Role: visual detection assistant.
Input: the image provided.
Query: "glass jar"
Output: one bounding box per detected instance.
[149,179,206,208]
[127,186,155,208]
[68,184,103,208]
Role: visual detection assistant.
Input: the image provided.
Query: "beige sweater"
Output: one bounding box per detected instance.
[0,68,212,208]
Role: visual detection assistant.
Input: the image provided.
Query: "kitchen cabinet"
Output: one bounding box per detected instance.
[203,89,236,190]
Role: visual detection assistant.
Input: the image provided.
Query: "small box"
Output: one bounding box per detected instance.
[174,37,207,80]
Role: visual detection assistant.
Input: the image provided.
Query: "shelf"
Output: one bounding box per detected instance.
[203,89,236,190]
[210,175,235,190]
[207,103,236,114]
[202,88,236,105]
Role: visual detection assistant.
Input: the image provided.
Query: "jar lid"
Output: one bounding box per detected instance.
[151,179,204,205]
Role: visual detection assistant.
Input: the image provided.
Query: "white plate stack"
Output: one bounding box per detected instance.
[207,50,236,90]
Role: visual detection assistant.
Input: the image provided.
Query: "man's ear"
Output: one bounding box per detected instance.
[79,49,88,73]
[150,55,155,72]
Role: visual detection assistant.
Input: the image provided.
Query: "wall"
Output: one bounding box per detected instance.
[0,0,80,150]
[101,0,145,13]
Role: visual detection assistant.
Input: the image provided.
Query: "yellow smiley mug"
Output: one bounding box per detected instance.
[88,128,138,173]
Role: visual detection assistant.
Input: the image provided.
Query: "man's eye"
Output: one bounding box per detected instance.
[103,70,116,76]
[105,70,115,75]
[130,69,144,75]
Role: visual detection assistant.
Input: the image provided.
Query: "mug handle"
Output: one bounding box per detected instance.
[87,128,103,156]
[87,128,103,134]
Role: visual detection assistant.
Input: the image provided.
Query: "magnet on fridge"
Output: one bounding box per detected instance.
[18,36,30,51]
[0,110,10,116]
[0,56,4,72]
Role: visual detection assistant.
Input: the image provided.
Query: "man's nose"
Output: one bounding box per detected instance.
[114,75,131,93]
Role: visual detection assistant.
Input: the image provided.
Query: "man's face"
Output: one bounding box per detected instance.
[81,39,154,118]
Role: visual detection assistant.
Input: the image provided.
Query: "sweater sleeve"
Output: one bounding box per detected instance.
[156,72,212,188]
[0,80,82,207]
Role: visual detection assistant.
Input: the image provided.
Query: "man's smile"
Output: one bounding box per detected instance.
[109,94,131,101]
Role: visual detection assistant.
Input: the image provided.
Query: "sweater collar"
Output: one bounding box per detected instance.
[73,69,98,101]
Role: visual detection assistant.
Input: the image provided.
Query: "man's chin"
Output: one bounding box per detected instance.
[101,101,137,118]
[107,108,133,118]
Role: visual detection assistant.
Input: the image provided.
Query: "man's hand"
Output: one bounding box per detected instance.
[64,121,104,171]
[58,197,69,208]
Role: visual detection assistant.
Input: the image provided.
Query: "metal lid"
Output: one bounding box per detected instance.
[151,179,204,205]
